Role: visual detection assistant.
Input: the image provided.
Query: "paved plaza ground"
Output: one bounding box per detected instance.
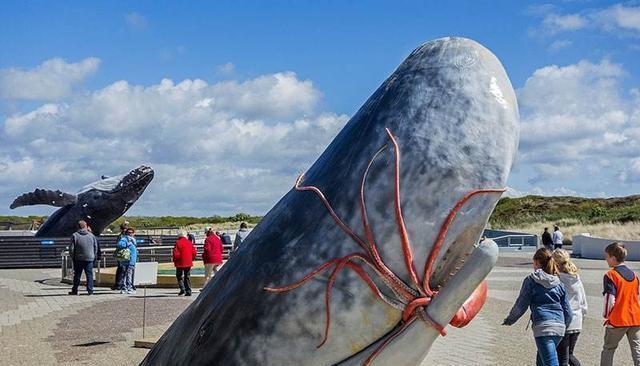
[1,251,639,365]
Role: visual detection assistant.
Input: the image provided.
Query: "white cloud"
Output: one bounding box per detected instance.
[542,13,588,34]
[515,59,640,191]
[594,4,640,33]
[0,57,100,101]
[620,158,640,183]
[124,12,148,30]
[532,4,640,37]
[217,62,235,76]
[0,69,347,216]
[548,39,572,51]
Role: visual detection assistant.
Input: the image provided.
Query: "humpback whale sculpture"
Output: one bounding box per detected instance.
[10,166,154,237]
[143,37,519,365]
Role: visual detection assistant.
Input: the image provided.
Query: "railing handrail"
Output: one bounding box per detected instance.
[486,233,538,248]
[488,234,536,240]
[60,243,232,283]
[61,244,213,256]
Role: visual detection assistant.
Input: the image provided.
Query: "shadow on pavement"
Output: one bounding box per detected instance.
[73,341,112,347]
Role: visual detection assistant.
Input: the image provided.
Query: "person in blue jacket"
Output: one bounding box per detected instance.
[503,248,573,366]
[116,227,138,294]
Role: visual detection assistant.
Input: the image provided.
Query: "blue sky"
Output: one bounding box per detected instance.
[1,1,639,216]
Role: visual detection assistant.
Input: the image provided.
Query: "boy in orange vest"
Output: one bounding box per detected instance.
[601,242,640,366]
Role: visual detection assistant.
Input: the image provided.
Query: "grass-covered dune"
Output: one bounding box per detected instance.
[489,195,640,241]
[489,195,640,228]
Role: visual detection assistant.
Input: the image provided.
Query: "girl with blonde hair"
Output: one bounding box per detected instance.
[503,248,573,366]
[553,249,588,366]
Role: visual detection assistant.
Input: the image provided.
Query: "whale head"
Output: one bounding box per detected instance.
[75,165,154,233]
[142,37,519,366]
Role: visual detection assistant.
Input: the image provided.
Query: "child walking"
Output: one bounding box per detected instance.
[553,249,588,366]
[503,248,573,366]
[600,242,640,366]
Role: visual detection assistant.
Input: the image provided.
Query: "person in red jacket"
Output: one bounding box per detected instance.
[173,231,197,296]
[203,228,223,284]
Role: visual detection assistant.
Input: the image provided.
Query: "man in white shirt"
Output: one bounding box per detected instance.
[553,225,564,249]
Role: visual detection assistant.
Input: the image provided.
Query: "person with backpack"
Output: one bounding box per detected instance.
[203,228,223,284]
[69,220,98,295]
[173,230,197,296]
[111,221,129,290]
[553,249,588,366]
[600,242,640,366]
[503,248,573,366]
[116,227,137,294]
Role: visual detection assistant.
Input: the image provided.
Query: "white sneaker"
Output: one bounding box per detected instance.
[126,289,136,295]
[120,290,126,294]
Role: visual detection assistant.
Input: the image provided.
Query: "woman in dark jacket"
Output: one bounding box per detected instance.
[503,248,573,366]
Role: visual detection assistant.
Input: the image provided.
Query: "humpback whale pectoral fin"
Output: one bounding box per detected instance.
[10,189,78,209]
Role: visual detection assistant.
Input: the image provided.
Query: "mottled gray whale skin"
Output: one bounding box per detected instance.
[10,166,154,236]
[142,37,519,365]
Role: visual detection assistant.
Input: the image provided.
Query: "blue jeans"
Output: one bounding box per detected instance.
[72,260,94,294]
[536,335,562,366]
[117,262,133,290]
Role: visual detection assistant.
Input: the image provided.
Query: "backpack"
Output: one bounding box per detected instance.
[114,237,132,262]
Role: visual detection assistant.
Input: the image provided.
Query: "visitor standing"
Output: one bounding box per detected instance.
[111,221,129,290]
[233,222,250,251]
[173,231,197,296]
[116,227,137,294]
[69,220,98,295]
[503,248,573,366]
[203,228,223,284]
[553,226,564,249]
[542,227,553,250]
[600,242,640,366]
[553,249,588,366]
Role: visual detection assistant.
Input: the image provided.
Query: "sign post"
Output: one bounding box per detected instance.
[134,262,158,339]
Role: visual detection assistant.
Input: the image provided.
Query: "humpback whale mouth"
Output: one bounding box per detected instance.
[114,165,154,193]
[115,166,155,204]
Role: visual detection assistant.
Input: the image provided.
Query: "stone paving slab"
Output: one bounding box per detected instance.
[0,268,196,366]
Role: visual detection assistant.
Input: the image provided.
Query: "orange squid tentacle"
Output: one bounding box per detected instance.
[449,281,488,328]
[264,258,344,293]
[421,188,506,294]
[384,128,424,296]
[362,315,418,366]
[317,257,350,348]
[265,128,505,365]
[295,174,369,253]
[359,143,416,301]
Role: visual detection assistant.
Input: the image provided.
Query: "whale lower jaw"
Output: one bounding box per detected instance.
[335,239,499,366]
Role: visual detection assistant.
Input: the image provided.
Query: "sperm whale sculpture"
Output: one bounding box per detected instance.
[143,37,519,365]
[10,166,154,236]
